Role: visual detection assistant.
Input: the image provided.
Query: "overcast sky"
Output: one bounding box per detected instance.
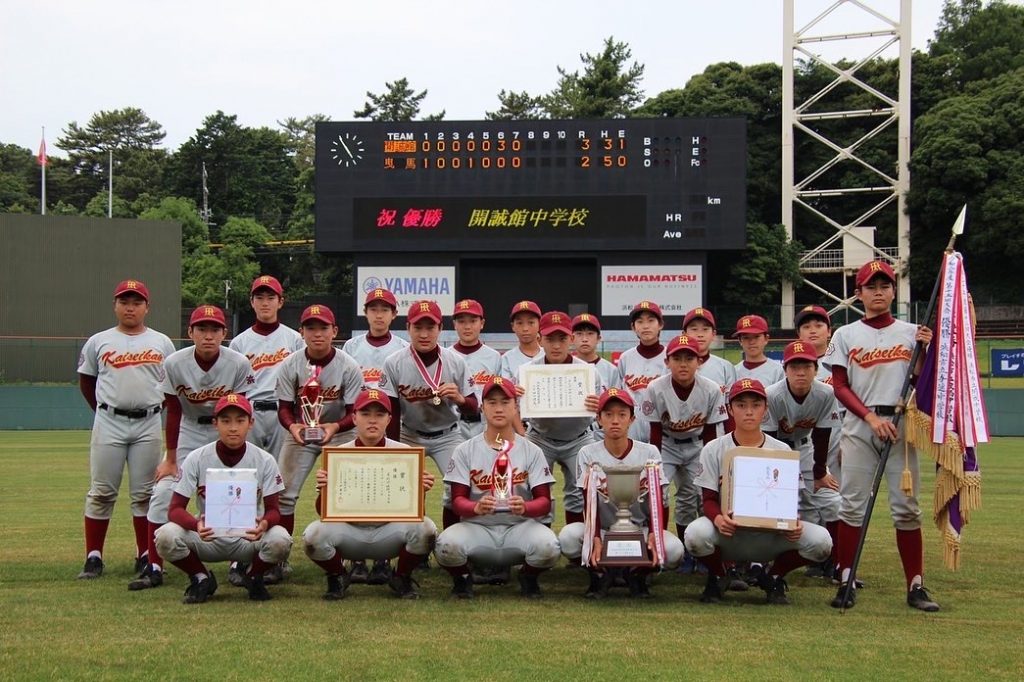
[3,0,946,155]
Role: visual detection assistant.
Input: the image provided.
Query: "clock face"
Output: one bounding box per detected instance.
[330,132,365,167]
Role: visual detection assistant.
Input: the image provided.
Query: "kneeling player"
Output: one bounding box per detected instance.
[435,377,560,599]
[155,395,292,603]
[303,389,437,600]
[685,379,832,604]
[559,388,683,599]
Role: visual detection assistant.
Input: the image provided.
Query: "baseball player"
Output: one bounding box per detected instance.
[76,279,175,580]
[682,307,737,396]
[572,312,618,439]
[796,305,845,477]
[155,394,292,603]
[228,275,304,458]
[646,334,727,571]
[498,300,544,382]
[380,300,475,531]
[133,305,253,591]
[763,341,842,578]
[435,377,561,599]
[559,388,683,599]
[340,287,409,584]
[275,304,364,544]
[615,300,668,442]
[823,260,938,611]
[733,314,784,386]
[685,379,833,604]
[521,311,600,526]
[451,298,501,441]
[302,389,437,600]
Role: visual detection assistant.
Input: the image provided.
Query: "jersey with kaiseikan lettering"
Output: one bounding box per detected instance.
[823,318,915,411]
[445,434,554,527]
[174,442,284,516]
[275,349,363,424]
[342,333,410,389]
[380,347,470,433]
[647,374,727,437]
[78,327,175,409]
[576,440,667,529]
[615,346,667,423]
[160,347,253,421]
[229,325,303,400]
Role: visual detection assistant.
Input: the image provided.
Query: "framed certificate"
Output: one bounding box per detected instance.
[320,447,425,522]
[721,447,801,531]
[204,468,258,537]
[517,363,596,418]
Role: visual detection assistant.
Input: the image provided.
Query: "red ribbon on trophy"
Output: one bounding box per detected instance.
[491,436,513,512]
[411,349,443,405]
[299,364,326,444]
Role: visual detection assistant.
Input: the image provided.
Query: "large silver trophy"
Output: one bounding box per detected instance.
[598,465,650,567]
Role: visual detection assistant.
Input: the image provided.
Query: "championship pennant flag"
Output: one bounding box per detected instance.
[907,251,989,569]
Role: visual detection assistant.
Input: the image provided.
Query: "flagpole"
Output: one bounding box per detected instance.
[840,205,967,610]
[40,126,46,215]
[108,149,113,218]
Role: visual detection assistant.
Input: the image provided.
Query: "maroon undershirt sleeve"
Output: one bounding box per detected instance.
[831,366,871,420]
[261,493,281,529]
[701,422,718,446]
[387,401,402,441]
[168,492,197,531]
[278,400,296,430]
[164,394,182,451]
[649,421,663,451]
[523,484,551,518]
[78,373,97,411]
[336,404,355,433]
[450,482,477,517]
[458,394,479,417]
[811,427,831,479]
[702,487,722,521]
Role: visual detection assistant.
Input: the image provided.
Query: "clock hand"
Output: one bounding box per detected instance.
[339,138,355,160]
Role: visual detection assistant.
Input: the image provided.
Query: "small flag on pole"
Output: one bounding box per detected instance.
[37,137,47,166]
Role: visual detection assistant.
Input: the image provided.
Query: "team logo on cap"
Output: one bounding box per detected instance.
[741,379,753,389]
[870,261,883,272]
[517,301,530,310]
[640,301,651,309]
[126,280,138,289]
[419,302,431,312]
[458,300,471,309]
[741,317,752,328]
[695,307,705,316]
[368,389,380,400]
[552,314,562,322]
[310,305,321,315]
[802,305,814,312]
[678,335,689,344]
[260,276,271,285]
[374,289,385,299]
[579,314,591,321]
[493,377,504,385]
[226,394,239,404]
[792,342,805,353]
[607,388,619,396]
[204,306,215,317]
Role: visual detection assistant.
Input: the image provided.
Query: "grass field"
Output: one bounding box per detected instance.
[1,433,1021,681]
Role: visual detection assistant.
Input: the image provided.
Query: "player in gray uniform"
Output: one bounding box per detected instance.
[133,305,253,590]
[572,313,618,440]
[520,311,600,526]
[499,300,544,436]
[733,314,784,386]
[340,287,409,584]
[763,341,841,578]
[796,305,844,478]
[615,300,668,442]
[228,275,303,459]
[646,334,727,571]
[686,379,833,604]
[155,394,292,603]
[302,389,437,600]
[380,300,476,531]
[559,388,684,598]
[436,376,561,599]
[451,298,501,441]
[683,307,737,399]
[823,260,938,611]
[76,279,175,580]
[275,304,364,540]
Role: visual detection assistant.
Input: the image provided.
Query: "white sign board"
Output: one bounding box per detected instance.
[600,265,702,317]
[356,266,456,318]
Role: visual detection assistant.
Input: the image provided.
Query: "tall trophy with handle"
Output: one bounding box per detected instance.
[300,365,326,444]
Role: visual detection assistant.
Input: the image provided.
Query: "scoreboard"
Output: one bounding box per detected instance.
[315,118,746,252]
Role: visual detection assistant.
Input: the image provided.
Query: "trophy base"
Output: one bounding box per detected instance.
[302,426,325,445]
[493,501,511,513]
[598,531,650,567]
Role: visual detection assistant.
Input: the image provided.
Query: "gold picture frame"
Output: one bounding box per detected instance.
[320,446,425,522]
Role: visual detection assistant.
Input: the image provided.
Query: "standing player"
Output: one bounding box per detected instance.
[133,305,253,591]
[155,394,292,603]
[522,311,600,526]
[796,305,845,479]
[451,298,501,441]
[559,388,683,598]
[685,379,833,604]
[380,300,475,531]
[435,377,561,599]
[573,313,618,440]
[498,300,544,382]
[683,307,737,398]
[76,279,175,580]
[229,275,303,458]
[733,315,784,386]
[824,260,938,611]
[302,389,437,600]
[341,287,409,584]
[616,301,668,442]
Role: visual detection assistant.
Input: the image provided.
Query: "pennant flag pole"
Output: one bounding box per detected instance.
[38,127,47,215]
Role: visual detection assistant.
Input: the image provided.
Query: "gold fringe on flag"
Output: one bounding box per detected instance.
[905,393,964,476]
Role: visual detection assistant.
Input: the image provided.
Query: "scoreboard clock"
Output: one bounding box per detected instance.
[315,118,746,252]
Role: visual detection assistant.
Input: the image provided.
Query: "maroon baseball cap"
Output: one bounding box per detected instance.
[571,313,601,332]
[629,300,663,322]
[509,300,542,321]
[481,375,517,399]
[364,287,398,309]
[728,378,767,402]
[408,300,443,325]
[855,260,897,287]
[539,310,573,336]
[596,387,634,413]
[189,305,227,328]
[733,314,769,337]
[794,305,831,328]
[113,279,150,302]
[665,333,701,357]
[300,304,336,326]
[250,275,283,296]
[782,341,819,366]
[353,388,392,413]
[213,393,253,417]
[683,307,716,330]
[453,298,484,318]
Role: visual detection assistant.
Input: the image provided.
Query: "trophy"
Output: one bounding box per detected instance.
[597,465,650,567]
[299,365,326,444]
[491,436,513,512]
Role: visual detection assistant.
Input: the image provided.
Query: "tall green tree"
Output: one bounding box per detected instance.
[542,37,645,118]
[354,78,444,121]
[279,114,329,171]
[181,216,273,310]
[0,144,36,212]
[485,90,545,120]
[713,223,804,309]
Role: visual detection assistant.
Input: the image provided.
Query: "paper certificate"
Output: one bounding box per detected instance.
[722,447,801,531]
[321,447,425,522]
[517,363,596,418]
[204,468,258,537]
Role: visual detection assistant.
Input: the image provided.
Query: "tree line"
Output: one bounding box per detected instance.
[1,0,1021,307]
